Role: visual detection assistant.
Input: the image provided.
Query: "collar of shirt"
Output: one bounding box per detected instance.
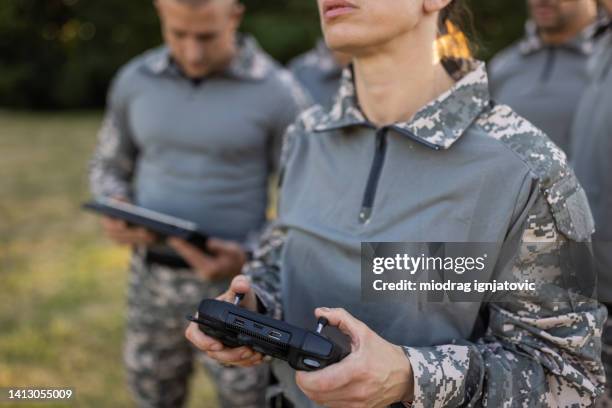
[144,33,273,81]
[312,58,490,151]
[314,39,345,79]
[519,14,611,56]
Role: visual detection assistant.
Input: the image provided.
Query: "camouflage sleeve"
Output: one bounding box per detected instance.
[88,76,139,199]
[243,223,286,320]
[402,184,606,407]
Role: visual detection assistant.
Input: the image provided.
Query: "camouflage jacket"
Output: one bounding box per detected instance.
[244,59,606,407]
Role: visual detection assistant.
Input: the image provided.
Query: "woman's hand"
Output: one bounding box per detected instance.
[296,307,415,408]
[184,275,264,367]
[169,237,247,280]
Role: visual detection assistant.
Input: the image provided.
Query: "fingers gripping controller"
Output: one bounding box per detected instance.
[188,299,349,371]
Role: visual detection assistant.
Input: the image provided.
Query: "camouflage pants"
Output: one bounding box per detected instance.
[124,253,270,408]
[598,315,612,407]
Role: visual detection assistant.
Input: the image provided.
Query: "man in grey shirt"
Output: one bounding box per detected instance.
[488,0,605,153]
[288,39,350,109]
[89,0,307,406]
[569,0,612,404]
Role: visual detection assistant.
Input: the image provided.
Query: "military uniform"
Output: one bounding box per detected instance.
[244,59,606,407]
[489,17,608,153]
[89,34,308,408]
[288,40,344,110]
[569,24,612,406]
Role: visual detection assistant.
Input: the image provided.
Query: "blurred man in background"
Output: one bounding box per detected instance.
[488,0,606,153]
[569,0,612,404]
[89,0,307,406]
[288,39,350,109]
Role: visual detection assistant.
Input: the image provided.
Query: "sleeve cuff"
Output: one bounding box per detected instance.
[402,344,481,408]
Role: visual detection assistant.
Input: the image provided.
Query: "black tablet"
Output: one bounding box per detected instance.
[82,198,208,248]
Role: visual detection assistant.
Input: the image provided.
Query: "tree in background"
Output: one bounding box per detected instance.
[0,0,525,109]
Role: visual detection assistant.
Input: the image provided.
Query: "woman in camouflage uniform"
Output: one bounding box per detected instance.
[182,0,606,406]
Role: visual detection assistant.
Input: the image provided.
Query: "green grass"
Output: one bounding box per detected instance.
[0,111,217,407]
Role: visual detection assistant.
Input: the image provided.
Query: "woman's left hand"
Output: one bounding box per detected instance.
[296,307,414,408]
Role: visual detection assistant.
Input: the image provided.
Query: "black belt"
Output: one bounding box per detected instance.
[144,248,191,269]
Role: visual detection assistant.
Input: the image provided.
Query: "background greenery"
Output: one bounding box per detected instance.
[0,0,527,109]
[0,111,218,407]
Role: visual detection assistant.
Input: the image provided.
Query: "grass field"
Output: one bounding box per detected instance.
[0,111,217,407]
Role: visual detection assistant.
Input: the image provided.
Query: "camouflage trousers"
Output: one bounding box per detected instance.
[598,314,612,407]
[124,253,270,408]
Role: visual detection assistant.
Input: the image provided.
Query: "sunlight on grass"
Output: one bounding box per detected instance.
[0,111,217,407]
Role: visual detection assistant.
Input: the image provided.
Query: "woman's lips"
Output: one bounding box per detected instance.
[322,0,357,20]
[325,6,356,19]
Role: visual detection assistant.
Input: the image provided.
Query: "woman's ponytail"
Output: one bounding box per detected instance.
[435,0,476,60]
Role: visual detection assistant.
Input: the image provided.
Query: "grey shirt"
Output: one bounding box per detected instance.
[570,28,612,301]
[489,19,606,153]
[245,60,603,407]
[288,40,344,110]
[89,35,309,242]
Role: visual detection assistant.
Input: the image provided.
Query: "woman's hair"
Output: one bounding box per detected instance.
[435,0,476,60]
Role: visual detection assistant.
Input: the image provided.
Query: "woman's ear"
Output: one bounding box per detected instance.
[423,0,453,14]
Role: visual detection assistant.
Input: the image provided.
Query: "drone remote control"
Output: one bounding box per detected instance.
[187,295,349,371]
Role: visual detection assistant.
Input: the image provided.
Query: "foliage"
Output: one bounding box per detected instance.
[0,0,526,109]
[0,111,217,406]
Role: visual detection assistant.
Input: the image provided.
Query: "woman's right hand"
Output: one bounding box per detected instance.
[185,275,265,368]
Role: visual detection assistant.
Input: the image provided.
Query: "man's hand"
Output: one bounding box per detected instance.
[98,196,156,246]
[101,216,157,246]
[185,275,264,367]
[295,308,415,408]
[168,237,247,280]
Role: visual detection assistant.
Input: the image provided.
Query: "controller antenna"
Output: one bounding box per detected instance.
[316,317,329,334]
[233,293,245,305]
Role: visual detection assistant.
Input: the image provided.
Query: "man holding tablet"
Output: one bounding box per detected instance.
[88,0,307,406]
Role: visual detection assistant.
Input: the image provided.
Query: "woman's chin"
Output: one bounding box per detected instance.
[324,24,398,57]
[324,32,373,56]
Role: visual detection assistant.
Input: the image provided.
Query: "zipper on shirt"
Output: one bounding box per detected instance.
[359,127,389,224]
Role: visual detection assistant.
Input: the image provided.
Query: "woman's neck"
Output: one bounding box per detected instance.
[353,22,455,127]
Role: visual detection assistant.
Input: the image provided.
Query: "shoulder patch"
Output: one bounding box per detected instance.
[477,104,595,241]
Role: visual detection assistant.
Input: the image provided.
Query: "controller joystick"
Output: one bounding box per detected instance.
[233,293,245,305]
[316,317,328,334]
